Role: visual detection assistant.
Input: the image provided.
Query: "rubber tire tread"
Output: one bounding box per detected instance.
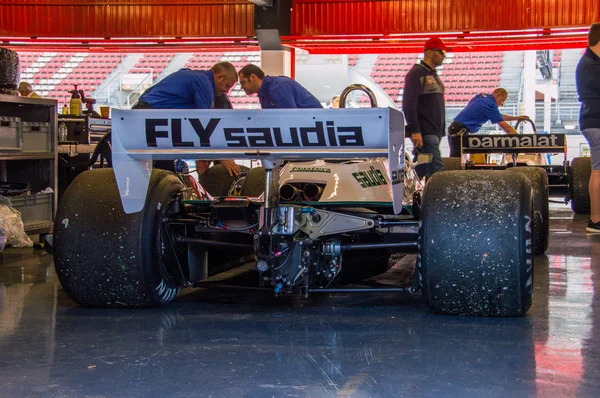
[240,167,266,197]
[570,157,591,214]
[197,164,239,197]
[507,166,549,255]
[418,170,533,316]
[54,168,184,308]
[0,48,19,91]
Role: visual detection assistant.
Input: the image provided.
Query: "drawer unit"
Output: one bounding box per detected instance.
[22,121,52,152]
[0,116,22,151]
[10,192,53,229]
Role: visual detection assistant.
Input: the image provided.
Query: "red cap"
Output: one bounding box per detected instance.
[424,37,449,52]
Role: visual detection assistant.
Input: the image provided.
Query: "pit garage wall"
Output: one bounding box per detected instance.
[0,0,254,38]
[291,0,600,35]
[0,0,598,39]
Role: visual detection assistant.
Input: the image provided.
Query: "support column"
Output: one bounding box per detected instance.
[260,49,293,77]
[544,84,552,134]
[522,51,537,134]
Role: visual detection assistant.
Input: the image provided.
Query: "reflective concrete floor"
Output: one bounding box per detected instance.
[1,202,599,397]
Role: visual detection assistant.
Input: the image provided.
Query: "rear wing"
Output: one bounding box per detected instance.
[111,108,405,214]
[461,133,566,154]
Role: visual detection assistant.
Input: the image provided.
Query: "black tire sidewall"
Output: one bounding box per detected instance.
[141,170,184,304]
[507,167,549,255]
[197,164,238,197]
[54,169,184,307]
[570,157,591,214]
[0,48,20,90]
[240,167,266,197]
[419,171,533,316]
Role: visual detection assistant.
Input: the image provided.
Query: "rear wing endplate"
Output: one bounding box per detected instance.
[111,108,405,214]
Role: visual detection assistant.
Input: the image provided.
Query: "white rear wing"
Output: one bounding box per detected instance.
[111,108,405,214]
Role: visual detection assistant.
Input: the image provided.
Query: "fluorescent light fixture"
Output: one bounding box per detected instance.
[248,0,273,6]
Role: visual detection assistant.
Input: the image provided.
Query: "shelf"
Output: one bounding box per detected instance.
[1,95,58,237]
[0,152,55,160]
[23,221,54,234]
[0,94,58,107]
[58,144,96,154]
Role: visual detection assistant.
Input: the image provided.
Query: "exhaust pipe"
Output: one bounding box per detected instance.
[302,183,323,201]
[280,184,300,201]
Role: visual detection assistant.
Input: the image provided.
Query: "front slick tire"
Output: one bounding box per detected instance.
[54,169,184,308]
[419,171,534,316]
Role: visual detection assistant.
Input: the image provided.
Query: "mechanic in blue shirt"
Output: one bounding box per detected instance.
[133,62,240,176]
[576,23,600,233]
[447,88,531,157]
[237,64,322,109]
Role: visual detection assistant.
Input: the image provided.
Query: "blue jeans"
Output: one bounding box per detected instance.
[414,134,445,179]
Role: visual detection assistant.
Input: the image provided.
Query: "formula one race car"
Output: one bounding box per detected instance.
[450,119,591,216]
[53,95,536,317]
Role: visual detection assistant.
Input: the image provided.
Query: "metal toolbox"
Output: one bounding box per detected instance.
[22,121,52,152]
[0,116,22,151]
[58,115,111,144]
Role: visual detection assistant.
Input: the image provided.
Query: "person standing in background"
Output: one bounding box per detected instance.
[576,23,600,233]
[17,82,40,98]
[402,37,449,179]
[330,95,340,108]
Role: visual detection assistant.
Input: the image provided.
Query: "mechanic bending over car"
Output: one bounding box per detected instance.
[576,23,600,233]
[132,62,241,176]
[447,88,532,157]
[238,64,322,109]
[402,37,449,180]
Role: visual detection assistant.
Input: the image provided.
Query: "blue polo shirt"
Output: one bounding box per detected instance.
[258,76,322,109]
[454,93,504,133]
[139,68,215,109]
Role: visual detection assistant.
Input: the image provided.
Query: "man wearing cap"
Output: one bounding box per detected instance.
[402,37,448,179]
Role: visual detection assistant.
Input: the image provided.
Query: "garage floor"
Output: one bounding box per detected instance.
[0,202,599,397]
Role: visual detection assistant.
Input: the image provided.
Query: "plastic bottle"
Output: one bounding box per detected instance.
[58,121,68,142]
[62,103,69,115]
[69,85,82,116]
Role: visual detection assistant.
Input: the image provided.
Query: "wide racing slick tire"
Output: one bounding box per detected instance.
[418,170,533,316]
[442,157,462,171]
[507,166,549,255]
[570,157,591,214]
[197,164,242,197]
[54,168,184,308]
[240,167,266,197]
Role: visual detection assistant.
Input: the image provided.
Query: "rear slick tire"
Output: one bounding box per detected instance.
[507,166,549,255]
[418,170,534,316]
[570,157,591,214]
[54,168,184,308]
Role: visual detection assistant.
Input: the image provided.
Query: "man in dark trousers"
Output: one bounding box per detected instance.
[576,23,600,233]
[402,37,448,179]
[447,88,531,157]
[238,64,322,109]
[134,62,240,176]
